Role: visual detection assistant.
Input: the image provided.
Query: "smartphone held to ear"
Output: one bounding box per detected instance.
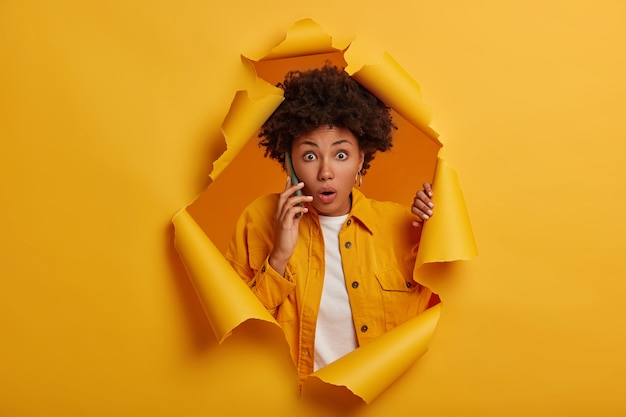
[285,152,302,195]
[285,152,303,217]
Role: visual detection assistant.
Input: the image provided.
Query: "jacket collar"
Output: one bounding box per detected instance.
[307,188,376,234]
[347,188,375,235]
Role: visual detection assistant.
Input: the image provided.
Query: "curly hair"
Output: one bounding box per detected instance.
[258,64,396,175]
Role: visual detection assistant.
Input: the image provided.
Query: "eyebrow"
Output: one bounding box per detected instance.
[299,139,354,148]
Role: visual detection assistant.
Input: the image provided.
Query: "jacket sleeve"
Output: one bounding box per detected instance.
[225,200,297,316]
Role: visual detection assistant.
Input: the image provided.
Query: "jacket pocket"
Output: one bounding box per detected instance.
[374,262,429,330]
[375,262,419,292]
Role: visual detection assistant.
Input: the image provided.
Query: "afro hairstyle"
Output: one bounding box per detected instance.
[258,64,396,175]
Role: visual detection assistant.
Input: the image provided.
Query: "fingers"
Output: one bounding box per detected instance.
[412,183,434,224]
[277,177,312,221]
[281,176,306,198]
[279,196,311,221]
[423,182,433,197]
[412,202,433,221]
[279,178,301,204]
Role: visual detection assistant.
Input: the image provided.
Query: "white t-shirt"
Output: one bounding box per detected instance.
[314,214,358,371]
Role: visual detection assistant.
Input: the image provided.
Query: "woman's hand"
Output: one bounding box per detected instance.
[411,182,434,227]
[269,177,313,275]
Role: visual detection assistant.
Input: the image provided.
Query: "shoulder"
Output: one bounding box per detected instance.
[369,199,414,227]
[240,193,279,217]
[353,188,411,218]
[368,197,410,214]
[229,193,278,251]
[351,189,414,232]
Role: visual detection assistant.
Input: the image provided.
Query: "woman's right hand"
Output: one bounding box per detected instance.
[269,177,313,276]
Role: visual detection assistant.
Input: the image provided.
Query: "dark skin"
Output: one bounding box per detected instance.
[268,126,434,276]
[412,183,434,225]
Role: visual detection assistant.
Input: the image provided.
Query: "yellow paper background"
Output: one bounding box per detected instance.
[179,22,456,402]
[2,1,626,416]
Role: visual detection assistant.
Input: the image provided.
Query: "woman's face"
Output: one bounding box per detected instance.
[291,126,364,217]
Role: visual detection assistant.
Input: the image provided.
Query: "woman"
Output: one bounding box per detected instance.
[226,64,436,385]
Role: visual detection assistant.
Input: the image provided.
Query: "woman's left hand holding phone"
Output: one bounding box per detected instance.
[269,177,313,276]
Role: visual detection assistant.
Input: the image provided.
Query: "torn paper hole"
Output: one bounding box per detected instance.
[173,17,476,404]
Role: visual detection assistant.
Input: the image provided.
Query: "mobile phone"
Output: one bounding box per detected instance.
[285,152,302,196]
[285,152,303,217]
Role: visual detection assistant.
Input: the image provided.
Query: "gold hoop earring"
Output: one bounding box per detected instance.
[356,170,363,187]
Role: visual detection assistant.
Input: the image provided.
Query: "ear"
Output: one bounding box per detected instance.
[358,151,365,171]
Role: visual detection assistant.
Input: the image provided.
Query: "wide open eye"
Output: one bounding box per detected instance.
[336,151,348,160]
[303,152,317,161]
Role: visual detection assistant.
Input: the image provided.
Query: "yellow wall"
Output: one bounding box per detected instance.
[1,1,625,416]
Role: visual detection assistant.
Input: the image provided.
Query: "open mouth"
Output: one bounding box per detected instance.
[318,190,337,203]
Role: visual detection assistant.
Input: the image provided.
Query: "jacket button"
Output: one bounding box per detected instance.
[251,281,257,287]
[405,281,412,288]
[351,281,359,288]
[360,325,368,332]
[344,241,352,249]
[261,265,266,273]
[346,219,352,226]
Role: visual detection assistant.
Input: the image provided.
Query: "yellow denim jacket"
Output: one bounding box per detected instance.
[225,188,434,385]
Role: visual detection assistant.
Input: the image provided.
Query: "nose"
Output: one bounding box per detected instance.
[318,159,334,181]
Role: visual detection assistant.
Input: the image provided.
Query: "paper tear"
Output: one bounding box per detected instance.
[304,304,441,404]
[209,86,283,182]
[349,52,440,144]
[173,17,476,404]
[246,18,348,62]
[416,158,478,267]
[172,209,279,343]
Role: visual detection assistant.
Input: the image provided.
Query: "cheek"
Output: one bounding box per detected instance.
[294,164,316,186]
[338,166,359,185]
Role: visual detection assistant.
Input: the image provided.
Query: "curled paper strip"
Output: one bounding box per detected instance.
[349,52,440,143]
[173,209,278,343]
[210,86,283,182]
[250,18,342,61]
[173,18,476,403]
[416,158,478,267]
[305,304,441,404]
